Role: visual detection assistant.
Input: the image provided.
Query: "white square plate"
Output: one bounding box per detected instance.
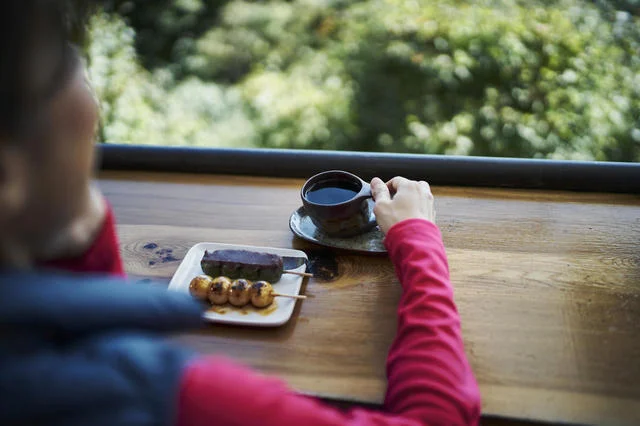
[168,242,308,327]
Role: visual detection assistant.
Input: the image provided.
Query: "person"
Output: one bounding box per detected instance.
[0,1,481,425]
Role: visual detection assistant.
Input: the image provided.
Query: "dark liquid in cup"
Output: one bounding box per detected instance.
[305,181,360,205]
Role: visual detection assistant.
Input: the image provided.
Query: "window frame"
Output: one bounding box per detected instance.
[99,144,640,194]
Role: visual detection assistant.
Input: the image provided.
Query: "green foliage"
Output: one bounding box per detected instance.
[98,0,229,75]
[88,12,256,147]
[89,0,640,161]
[337,0,640,161]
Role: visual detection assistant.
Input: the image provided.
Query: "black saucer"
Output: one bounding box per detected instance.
[289,200,386,253]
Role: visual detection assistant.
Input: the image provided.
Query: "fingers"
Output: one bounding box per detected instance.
[418,180,433,198]
[386,176,412,193]
[418,180,436,222]
[375,176,434,201]
[370,177,391,202]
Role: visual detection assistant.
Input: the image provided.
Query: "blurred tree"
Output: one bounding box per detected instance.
[88,0,640,162]
[88,12,256,147]
[99,0,230,76]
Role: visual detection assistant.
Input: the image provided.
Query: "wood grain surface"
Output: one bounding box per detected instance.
[99,170,640,426]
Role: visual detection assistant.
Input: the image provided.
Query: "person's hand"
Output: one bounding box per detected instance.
[370,176,436,234]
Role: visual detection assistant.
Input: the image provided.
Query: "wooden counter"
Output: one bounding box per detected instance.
[100,170,640,426]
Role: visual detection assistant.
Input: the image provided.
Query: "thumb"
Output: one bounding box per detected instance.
[370,177,390,202]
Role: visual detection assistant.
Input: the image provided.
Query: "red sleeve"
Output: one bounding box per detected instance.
[382,219,481,425]
[38,203,126,277]
[177,219,480,426]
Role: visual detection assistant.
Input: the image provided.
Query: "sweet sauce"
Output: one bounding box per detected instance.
[207,299,278,316]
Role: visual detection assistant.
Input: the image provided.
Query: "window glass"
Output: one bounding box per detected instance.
[89,1,640,162]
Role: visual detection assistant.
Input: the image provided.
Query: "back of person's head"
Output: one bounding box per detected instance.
[0,1,91,140]
[0,0,102,266]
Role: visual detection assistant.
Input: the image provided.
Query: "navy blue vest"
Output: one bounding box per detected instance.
[0,272,205,426]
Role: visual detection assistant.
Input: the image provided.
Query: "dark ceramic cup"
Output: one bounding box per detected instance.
[301,170,376,238]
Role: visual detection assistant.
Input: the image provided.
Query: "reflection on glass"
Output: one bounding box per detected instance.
[89,1,639,162]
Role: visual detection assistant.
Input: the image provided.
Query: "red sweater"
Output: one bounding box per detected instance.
[178,219,481,426]
[42,209,481,425]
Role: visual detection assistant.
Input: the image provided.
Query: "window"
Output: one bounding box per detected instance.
[90,0,640,163]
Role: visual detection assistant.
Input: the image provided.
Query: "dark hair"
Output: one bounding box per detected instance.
[0,1,94,139]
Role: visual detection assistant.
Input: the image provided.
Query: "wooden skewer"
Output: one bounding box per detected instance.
[284,270,314,278]
[272,292,307,300]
